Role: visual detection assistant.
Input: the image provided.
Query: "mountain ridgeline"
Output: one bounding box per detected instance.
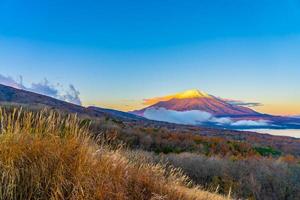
[1,84,300,199]
[1,83,300,157]
[131,89,300,129]
[0,84,145,122]
[133,89,260,117]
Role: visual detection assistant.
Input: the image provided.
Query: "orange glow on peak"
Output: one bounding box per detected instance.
[143,89,212,106]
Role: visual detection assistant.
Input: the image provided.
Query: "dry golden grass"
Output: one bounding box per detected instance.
[0,108,226,200]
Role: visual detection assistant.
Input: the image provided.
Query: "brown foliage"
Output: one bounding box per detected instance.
[0,109,225,200]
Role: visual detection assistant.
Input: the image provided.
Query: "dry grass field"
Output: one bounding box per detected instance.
[0,109,226,200]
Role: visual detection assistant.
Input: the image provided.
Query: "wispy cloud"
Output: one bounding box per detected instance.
[0,74,82,105]
[220,98,263,107]
[291,115,300,119]
[0,74,23,89]
[143,107,270,127]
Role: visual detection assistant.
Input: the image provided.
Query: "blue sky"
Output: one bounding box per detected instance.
[0,0,300,114]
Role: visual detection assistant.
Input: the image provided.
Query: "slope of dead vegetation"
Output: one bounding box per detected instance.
[0,109,226,200]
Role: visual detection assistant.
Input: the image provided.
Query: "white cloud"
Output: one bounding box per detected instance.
[0,74,23,89]
[210,117,232,125]
[144,107,212,125]
[0,74,82,105]
[231,120,269,126]
[218,97,262,107]
[143,107,270,127]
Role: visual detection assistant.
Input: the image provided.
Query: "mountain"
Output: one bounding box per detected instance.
[87,106,145,121]
[1,84,299,129]
[133,89,260,117]
[1,83,300,156]
[0,84,144,122]
[132,89,300,129]
[0,83,86,113]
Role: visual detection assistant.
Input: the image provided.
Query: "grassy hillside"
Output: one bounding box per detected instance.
[2,84,300,158]
[0,109,226,200]
[1,84,300,158]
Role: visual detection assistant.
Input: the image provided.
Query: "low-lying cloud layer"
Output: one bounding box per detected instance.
[0,74,82,105]
[144,107,269,127]
[230,120,269,126]
[144,108,213,125]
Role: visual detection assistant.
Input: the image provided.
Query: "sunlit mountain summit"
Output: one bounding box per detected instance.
[134,89,258,116]
[132,89,300,129]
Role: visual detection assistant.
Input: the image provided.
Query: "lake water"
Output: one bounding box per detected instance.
[243,129,300,138]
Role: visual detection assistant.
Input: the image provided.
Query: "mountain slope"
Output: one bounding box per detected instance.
[1,84,300,157]
[0,84,145,122]
[87,106,145,121]
[0,83,86,113]
[0,108,226,200]
[132,89,300,129]
[133,89,260,117]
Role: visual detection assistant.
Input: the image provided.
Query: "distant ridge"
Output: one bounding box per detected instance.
[1,84,299,129]
[131,89,300,129]
[0,84,145,122]
[133,89,260,117]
